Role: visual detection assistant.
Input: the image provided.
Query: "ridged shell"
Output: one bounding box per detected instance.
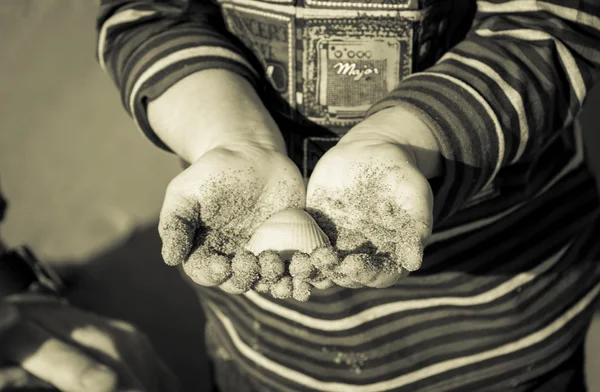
[245,208,330,261]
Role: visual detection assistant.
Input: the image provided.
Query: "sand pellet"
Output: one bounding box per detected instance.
[258,250,285,283]
[231,250,260,285]
[292,279,312,302]
[271,276,293,299]
[289,252,315,280]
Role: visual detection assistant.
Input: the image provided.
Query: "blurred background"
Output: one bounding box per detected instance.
[0,1,599,391]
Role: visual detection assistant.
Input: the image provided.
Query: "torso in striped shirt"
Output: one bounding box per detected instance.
[183,120,600,391]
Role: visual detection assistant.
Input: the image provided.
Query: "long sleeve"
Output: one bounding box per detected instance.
[365,1,600,223]
[96,0,262,150]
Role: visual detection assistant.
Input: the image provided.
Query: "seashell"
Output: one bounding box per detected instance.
[245,208,330,261]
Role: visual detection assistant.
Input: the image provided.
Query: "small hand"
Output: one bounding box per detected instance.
[159,144,306,294]
[306,112,435,288]
[0,294,178,392]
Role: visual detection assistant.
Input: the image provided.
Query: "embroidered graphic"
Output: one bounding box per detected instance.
[333,61,380,81]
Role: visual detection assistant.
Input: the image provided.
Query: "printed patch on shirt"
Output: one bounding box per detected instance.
[221,5,296,114]
[300,15,413,128]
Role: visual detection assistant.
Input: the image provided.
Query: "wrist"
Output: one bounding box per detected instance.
[341,105,443,179]
[147,69,286,163]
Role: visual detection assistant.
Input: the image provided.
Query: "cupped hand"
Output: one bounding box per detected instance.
[159,144,306,294]
[306,120,434,289]
[0,294,178,392]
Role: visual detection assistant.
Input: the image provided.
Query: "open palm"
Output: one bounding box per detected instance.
[159,146,306,293]
[306,139,433,288]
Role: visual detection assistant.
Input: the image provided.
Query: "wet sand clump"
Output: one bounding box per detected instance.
[271,276,293,299]
[292,279,312,302]
[258,250,285,283]
[289,252,315,280]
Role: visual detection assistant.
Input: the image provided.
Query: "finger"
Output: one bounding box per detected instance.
[0,366,54,390]
[1,321,119,392]
[219,275,252,294]
[325,269,364,289]
[292,279,312,302]
[289,253,316,280]
[310,277,334,290]
[231,251,260,288]
[183,252,231,287]
[270,276,293,299]
[394,229,424,272]
[253,280,271,293]
[305,269,333,289]
[159,182,202,266]
[257,250,285,284]
[310,245,339,271]
[365,268,409,288]
[337,254,379,285]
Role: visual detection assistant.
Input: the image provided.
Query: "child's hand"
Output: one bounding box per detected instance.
[159,144,306,294]
[306,115,434,289]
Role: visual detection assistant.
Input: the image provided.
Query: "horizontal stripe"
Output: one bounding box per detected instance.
[477,0,600,32]
[196,221,599,387]
[424,180,599,272]
[243,242,570,331]
[128,45,257,114]
[403,70,504,193]
[422,321,589,392]
[214,213,587,345]
[123,30,239,102]
[428,121,584,244]
[272,194,595,318]
[438,51,528,164]
[475,28,586,110]
[207,311,299,392]
[98,8,156,71]
[209,280,600,391]
[204,260,594,376]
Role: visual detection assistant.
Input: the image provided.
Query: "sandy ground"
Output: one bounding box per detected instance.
[0,1,599,391]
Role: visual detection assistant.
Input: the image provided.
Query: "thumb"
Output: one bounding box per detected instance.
[158,186,202,267]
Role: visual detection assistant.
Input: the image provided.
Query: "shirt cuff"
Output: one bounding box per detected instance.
[365,72,501,223]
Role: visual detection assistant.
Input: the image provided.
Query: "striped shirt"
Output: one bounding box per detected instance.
[97,0,600,390]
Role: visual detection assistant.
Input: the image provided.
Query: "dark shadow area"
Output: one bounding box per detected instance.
[56,223,211,392]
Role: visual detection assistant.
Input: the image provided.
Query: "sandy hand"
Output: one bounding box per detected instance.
[306,139,433,288]
[158,145,306,294]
